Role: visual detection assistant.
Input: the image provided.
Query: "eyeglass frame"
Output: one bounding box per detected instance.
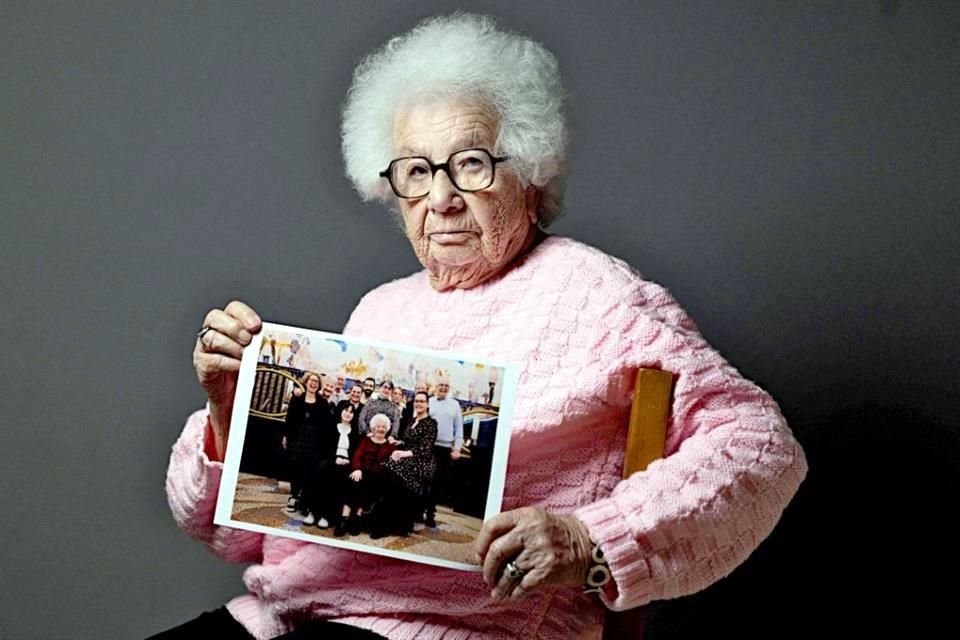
[378,148,510,199]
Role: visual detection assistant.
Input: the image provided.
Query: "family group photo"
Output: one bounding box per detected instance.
[216,326,514,569]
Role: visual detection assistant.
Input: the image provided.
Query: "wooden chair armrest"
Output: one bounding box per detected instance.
[603,368,674,640]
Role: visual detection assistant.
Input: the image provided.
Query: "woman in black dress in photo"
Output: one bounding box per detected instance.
[282,372,328,517]
[374,391,437,538]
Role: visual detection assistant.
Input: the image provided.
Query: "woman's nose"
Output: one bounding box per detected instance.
[428,168,465,214]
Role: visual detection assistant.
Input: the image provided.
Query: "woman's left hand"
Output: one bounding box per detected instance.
[474,507,593,600]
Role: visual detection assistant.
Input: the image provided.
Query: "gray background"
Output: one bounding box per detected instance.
[2,1,957,638]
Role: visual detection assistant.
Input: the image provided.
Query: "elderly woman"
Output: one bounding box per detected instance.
[170,13,805,640]
[341,413,398,537]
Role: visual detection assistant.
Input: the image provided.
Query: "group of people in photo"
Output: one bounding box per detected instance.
[281,371,465,539]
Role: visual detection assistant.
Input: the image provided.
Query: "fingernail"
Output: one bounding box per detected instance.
[245,315,260,329]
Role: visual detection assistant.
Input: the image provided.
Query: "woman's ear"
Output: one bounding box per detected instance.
[525,186,541,225]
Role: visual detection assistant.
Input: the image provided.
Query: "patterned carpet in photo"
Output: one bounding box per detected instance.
[230,473,483,566]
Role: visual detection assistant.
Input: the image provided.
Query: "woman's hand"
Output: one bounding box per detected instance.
[192,300,261,460]
[390,450,412,462]
[336,458,349,466]
[349,470,362,482]
[474,507,593,600]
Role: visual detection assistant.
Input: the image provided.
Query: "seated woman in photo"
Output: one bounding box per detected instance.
[339,413,397,537]
[372,392,438,538]
[312,403,360,531]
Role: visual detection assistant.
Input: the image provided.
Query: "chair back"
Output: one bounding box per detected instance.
[603,368,674,640]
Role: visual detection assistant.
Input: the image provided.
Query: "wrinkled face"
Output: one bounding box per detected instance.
[341,405,355,423]
[372,419,389,438]
[436,382,450,400]
[349,385,362,402]
[305,375,320,393]
[392,100,538,291]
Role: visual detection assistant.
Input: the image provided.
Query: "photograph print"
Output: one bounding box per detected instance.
[214,322,518,571]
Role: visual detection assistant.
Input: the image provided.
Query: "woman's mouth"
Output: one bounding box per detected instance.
[429,231,475,244]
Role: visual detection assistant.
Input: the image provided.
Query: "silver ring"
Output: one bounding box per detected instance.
[197,325,214,350]
[504,561,525,581]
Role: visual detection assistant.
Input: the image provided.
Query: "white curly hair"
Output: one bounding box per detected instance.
[341,12,568,226]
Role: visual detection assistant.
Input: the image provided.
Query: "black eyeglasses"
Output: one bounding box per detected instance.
[379,148,509,199]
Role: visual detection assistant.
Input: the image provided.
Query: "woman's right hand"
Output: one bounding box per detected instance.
[349,470,362,482]
[192,300,261,460]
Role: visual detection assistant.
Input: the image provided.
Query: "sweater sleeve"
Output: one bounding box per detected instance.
[357,401,374,436]
[351,437,370,471]
[165,408,265,564]
[573,282,807,611]
[389,405,401,440]
[284,394,302,441]
[453,404,464,451]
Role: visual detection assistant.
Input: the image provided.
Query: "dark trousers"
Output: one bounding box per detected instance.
[316,462,351,520]
[368,479,420,536]
[299,458,343,519]
[145,607,386,639]
[424,445,453,520]
[287,451,302,501]
[345,470,387,512]
[295,458,321,516]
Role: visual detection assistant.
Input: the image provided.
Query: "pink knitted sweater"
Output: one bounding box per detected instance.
[166,236,807,639]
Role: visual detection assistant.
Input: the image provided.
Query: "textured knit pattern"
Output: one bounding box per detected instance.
[165,236,807,639]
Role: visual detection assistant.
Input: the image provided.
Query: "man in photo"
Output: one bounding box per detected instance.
[361,377,376,402]
[425,379,463,528]
[337,383,364,432]
[400,381,428,439]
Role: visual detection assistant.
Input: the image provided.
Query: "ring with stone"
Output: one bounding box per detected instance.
[504,561,525,581]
